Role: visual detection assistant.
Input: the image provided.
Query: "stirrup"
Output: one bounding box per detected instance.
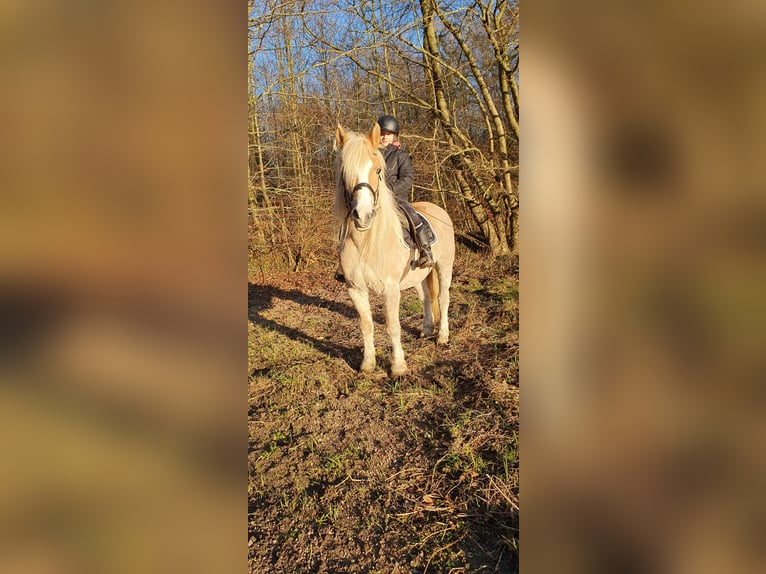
[417,252,433,269]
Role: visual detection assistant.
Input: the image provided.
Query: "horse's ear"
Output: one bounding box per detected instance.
[369,121,380,146]
[335,124,347,149]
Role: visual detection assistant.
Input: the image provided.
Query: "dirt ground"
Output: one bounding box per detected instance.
[248,248,518,573]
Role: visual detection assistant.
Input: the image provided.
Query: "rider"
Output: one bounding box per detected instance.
[377,114,434,269]
[335,115,434,282]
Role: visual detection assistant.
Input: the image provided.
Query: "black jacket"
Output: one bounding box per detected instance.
[381,144,414,204]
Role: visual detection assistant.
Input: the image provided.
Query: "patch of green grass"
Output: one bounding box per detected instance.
[279,491,298,513]
[503,446,517,480]
[277,524,301,543]
[437,452,469,475]
[315,504,339,526]
[251,325,335,376]
[306,433,320,454]
[400,295,423,315]
[323,453,344,471]
[466,277,484,293]
[464,446,489,474]
[271,430,289,443]
[247,473,268,498]
[318,444,366,482]
[257,442,281,462]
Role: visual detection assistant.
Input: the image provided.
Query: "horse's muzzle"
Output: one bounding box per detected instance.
[352,209,376,231]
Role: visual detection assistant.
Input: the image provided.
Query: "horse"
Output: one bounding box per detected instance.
[334,121,455,377]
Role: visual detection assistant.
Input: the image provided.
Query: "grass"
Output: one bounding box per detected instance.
[400,293,423,315]
[248,245,518,573]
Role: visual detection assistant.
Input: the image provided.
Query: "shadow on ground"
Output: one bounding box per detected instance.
[248,282,360,371]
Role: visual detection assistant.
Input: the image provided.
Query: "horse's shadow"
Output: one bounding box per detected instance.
[248,282,361,370]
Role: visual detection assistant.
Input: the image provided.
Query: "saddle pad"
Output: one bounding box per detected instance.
[397,208,438,250]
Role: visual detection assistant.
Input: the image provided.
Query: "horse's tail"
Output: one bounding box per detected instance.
[426,267,440,324]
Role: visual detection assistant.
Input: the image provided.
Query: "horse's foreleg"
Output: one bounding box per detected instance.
[348,288,376,372]
[384,283,408,377]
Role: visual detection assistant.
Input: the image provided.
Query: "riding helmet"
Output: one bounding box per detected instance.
[377,114,400,134]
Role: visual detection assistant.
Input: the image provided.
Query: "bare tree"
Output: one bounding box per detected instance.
[249,0,520,264]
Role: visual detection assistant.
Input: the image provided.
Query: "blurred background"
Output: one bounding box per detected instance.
[0,1,244,572]
[3,0,766,572]
[524,0,766,572]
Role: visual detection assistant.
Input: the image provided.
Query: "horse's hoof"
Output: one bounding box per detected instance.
[360,362,375,373]
[437,335,449,345]
[390,363,408,378]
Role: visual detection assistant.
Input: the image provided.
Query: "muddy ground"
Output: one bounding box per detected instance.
[248,248,518,573]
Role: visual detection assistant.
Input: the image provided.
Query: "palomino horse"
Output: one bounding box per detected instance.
[334,121,455,377]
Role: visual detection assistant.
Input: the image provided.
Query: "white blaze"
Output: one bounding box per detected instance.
[351,158,375,225]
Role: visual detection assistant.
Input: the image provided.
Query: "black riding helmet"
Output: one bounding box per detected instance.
[378,114,399,135]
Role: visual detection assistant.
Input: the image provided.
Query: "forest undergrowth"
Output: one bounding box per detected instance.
[248,243,518,573]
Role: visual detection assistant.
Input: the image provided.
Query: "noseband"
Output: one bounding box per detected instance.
[344,171,381,215]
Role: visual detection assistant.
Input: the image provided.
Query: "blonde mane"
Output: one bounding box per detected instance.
[334,131,403,257]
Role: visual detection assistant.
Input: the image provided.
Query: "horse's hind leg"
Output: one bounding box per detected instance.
[415,280,435,338]
[384,283,408,377]
[436,263,452,345]
[348,288,376,372]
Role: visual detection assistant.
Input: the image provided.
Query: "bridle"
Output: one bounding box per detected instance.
[343,167,382,216]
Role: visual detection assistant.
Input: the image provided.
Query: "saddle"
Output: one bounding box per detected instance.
[396,206,437,249]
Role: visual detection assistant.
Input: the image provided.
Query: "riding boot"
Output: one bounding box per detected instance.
[415,225,434,268]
